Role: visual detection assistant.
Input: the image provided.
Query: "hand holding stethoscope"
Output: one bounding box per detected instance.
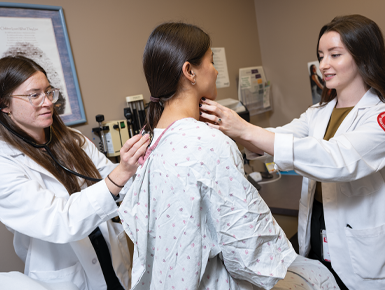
[105,133,150,196]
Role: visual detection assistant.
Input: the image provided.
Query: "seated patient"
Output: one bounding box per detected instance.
[119,22,337,290]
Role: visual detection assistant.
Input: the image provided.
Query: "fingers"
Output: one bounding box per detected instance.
[107,134,150,188]
[199,98,249,139]
[200,98,227,111]
[198,115,214,124]
[121,134,141,152]
[199,103,224,126]
[206,122,220,130]
[120,133,150,160]
[199,102,222,117]
[130,136,150,161]
[200,111,220,124]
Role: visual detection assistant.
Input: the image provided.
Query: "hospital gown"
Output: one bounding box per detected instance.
[119,118,297,290]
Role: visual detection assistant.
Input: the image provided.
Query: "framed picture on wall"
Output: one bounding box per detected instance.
[0,3,86,126]
[307,61,324,105]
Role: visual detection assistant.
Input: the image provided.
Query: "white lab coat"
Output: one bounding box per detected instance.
[0,132,131,290]
[248,88,385,289]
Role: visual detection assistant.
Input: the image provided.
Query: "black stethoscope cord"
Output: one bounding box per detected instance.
[0,118,102,182]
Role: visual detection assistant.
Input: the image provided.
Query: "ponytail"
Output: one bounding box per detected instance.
[142,22,210,134]
[143,101,164,133]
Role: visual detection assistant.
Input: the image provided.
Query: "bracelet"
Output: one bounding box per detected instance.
[107,174,124,188]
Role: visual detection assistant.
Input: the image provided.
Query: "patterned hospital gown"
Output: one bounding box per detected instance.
[119,118,297,290]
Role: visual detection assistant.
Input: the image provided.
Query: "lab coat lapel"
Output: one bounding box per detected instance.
[334,107,358,136]
[334,89,380,136]
[18,154,57,181]
[313,98,337,139]
[0,140,56,185]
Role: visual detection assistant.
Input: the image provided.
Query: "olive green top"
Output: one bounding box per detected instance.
[314,106,354,203]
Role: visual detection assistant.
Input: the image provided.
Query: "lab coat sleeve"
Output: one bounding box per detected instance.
[245,108,312,160]
[267,107,312,138]
[81,134,132,198]
[0,135,126,243]
[274,109,385,182]
[201,139,297,289]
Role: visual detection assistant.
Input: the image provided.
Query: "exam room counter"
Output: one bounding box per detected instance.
[258,172,302,217]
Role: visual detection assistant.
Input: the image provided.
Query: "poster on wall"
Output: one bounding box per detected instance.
[211,47,230,89]
[0,3,86,126]
[307,60,324,105]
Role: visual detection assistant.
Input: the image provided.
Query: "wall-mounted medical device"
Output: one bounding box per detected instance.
[124,94,146,137]
[103,120,130,157]
[92,115,129,157]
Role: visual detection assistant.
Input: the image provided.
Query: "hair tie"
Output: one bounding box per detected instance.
[150,96,160,103]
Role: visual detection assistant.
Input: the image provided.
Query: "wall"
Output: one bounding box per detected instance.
[7,0,384,275]
[254,0,385,127]
[3,0,263,140]
[0,0,263,272]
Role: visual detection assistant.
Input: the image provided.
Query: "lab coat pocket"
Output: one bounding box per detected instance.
[29,261,86,289]
[339,172,383,197]
[345,224,385,279]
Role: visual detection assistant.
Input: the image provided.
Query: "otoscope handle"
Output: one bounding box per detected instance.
[98,122,108,155]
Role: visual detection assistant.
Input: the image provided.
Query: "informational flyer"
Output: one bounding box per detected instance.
[238,66,271,115]
[0,17,71,115]
[212,47,230,89]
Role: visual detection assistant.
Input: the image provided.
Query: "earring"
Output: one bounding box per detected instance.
[191,71,196,86]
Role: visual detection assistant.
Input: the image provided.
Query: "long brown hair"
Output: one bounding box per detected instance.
[142,22,211,134]
[0,56,101,194]
[317,14,385,105]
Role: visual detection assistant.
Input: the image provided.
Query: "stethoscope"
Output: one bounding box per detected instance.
[0,118,102,182]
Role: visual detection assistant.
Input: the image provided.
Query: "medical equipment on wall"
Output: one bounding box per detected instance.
[104,120,130,157]
[95,114,108,155]
[0,118,101,182]
[124,94,146,137]
[92,115,129,158]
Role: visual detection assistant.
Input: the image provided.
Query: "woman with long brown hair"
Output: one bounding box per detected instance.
[0,55,149,290]
[200,14,385,289]
[118,22,339,290]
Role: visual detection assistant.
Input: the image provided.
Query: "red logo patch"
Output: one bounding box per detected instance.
[378,111,385,131]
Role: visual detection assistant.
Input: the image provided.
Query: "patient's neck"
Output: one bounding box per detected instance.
[156,93,200,129]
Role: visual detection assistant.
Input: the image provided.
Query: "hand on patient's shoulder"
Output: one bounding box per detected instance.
[155,118,240,167]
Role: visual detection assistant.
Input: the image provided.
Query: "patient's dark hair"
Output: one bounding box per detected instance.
[317,14,385,105]
[143,22,211,133]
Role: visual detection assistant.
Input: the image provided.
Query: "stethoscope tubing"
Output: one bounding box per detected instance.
[0,118,102,182]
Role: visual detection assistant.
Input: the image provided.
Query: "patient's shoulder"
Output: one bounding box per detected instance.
[167,118,234,144]
[161,118,240,160]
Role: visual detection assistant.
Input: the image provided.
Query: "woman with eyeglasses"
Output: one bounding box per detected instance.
[0,55,149,290]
